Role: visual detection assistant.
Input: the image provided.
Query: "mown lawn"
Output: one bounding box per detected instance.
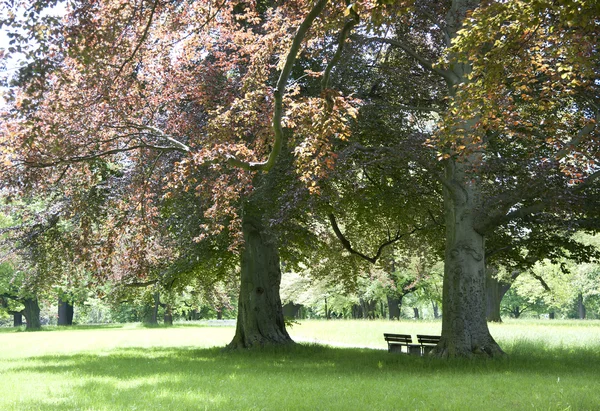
[0,320,599,410]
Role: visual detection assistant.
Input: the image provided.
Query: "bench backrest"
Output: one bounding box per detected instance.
[417,334,441,345]
[383,333,413,344]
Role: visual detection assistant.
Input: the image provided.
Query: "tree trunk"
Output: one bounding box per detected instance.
[13,312,23,327]
[352,304,362,319]
[227,211,293,349]
[549,311,555,319]
[486,274,511,323]
[145,292,159,325]
[434,160,503,357]
[283,302,301,318]
[577,293,586,319]
[22,298,41,331]
[58,298,74,326]
[164,304,173,325]
[413,307,419,319]
[432,301,440,319]
[387,295,402,320]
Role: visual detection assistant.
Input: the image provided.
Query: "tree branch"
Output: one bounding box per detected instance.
[226,0,329,172]
[531,273,551,292]
[321,11,359,91]
[555,109,600,160]
[22,142,185,168]
[124,280,158,288]
[114,0,160,79]
[359,36,458,84]
[328,213,427,264]
[125,123,191,153]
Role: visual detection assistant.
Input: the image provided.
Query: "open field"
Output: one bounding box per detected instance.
[1,320,599,410]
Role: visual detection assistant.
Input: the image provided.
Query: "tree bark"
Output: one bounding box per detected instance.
[58,298,74,326]
[486,273,511,323]
[145,292,159,325]
[22,298,41,331]
[227,211,293,349]
[13,312,23,327]
[387,295,401,320]
[433,159,504,357]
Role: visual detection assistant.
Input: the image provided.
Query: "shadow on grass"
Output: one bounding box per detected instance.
[3,341,600,410]
[0,321,232,334]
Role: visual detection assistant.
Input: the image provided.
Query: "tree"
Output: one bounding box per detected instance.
[326,0,598,356]
[0,0,370,347]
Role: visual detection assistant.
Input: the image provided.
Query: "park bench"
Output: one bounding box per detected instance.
[383,333,421,355]
[417,334,441,355]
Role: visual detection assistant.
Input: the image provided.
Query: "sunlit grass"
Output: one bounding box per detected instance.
[0,320,599,410]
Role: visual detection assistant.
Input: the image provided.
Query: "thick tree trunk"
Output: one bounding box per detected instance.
[433,160,503,358]
[387,295,401,320]
[227,212,293,349]
[22,298,41,331]
[486,274,511,323]
[58,298,74,326]
[13,312,23,327]
[577,293,586,319]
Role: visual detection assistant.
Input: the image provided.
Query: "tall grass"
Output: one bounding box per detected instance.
[0,320,599,410]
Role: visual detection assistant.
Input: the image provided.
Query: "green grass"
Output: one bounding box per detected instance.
[0,320,599,410]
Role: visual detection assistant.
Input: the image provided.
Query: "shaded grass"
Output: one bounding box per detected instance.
[1,321,599,410]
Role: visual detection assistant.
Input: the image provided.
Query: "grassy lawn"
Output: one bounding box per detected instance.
[0,320,599,410]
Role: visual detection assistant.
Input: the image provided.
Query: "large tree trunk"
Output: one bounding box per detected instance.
[22,298,41,331]
[486,273,511,323]
[13,312,23,327]
[227,211,293,349]
[429,0,503,358]
[58,298,74,326]
[433,160,503,357]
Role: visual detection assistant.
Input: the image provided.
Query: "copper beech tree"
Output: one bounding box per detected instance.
[0,0,391,347]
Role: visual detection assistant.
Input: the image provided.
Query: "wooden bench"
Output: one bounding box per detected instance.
[383,333,421,355]
[417,334,441,355]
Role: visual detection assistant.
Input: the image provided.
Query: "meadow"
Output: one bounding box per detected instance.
[0,319,599,410]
